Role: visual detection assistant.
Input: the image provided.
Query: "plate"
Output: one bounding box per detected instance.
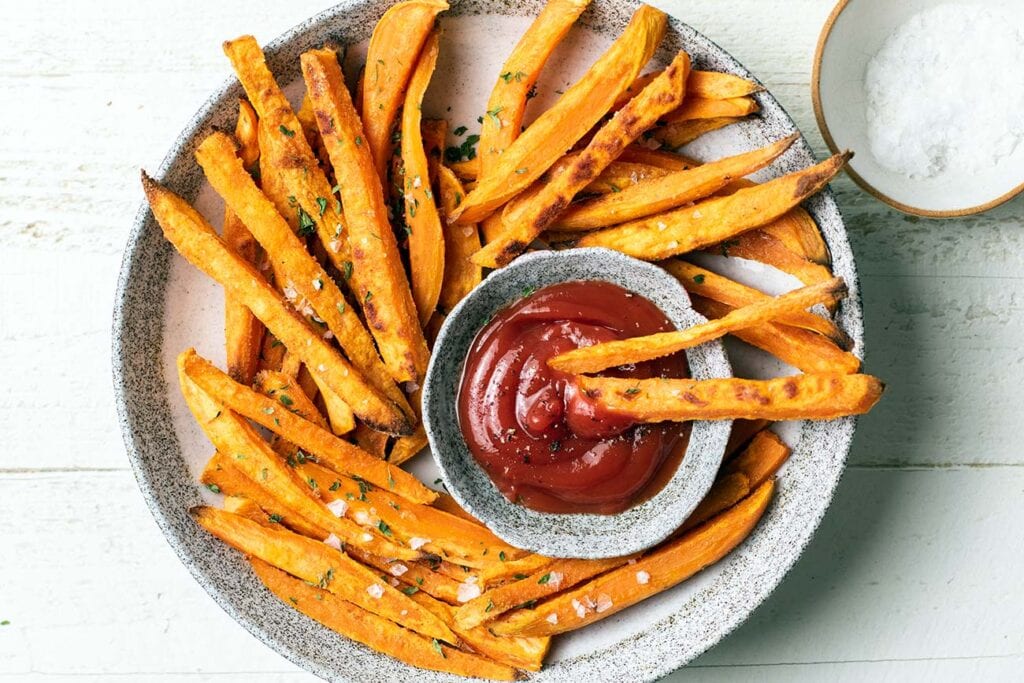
[813,0,1024,217]
[113,1,864,680]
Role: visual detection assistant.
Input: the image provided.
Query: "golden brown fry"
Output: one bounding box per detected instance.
[554,134,798,231]
[256,332,287,374]
[617,145,695,170]
[142,174,411,435]
[179,349,436,504]
[223,37,354,270]
[300,460,518,567]
[201,451,324,538]
[353,422,389,458]
[714,229,834,288]
[410,591,550,672]
[578,373,883,422]
[576,152,850,260]
[474,51,691,267]
[347,547,464,604]
[361,0,450,181]
[724,419,771,458]
[431,492,484,525]
[764,207,831,266]
[296,94,332,172]
[250,559,517,680]
[548,277,846,374]
[279,351,320,406]
[388,426,429,465]
[191,506,454,642]
[479,554,556,586]
[450,5,668,224]
[662,260,851,348]
[663,96,759,123]
[253,369,329,429]
[302,46,432,384]
[455,556,627,630]
[307,371,356,435]
[435,165,482,312]
[477,0,591,178]
[615,69,762,109]
[720,429,791,490]
[693,295,861,374]
[581,161,673,195]
[401,31,445,326]
[650,116,741,148]
[223,98,265,385]
[678,472,750,533]
[490,480,775,636]
[179,367,419,561]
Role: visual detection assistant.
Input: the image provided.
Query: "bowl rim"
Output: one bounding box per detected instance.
[811,0,1024,218]
[422,247,734,559]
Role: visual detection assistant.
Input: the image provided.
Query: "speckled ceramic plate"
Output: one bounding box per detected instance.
[112,1,863,681]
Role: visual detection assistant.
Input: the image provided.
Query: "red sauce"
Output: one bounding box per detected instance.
[457,281,690,514]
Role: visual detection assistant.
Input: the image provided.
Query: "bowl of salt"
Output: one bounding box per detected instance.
[812,0,1024,217]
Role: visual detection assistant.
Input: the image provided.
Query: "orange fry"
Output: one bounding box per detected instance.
[576,152,850,260]
[490,480,775,636]
[548,277,846,374]
[401,31,445,325]
[474,50,691,267]
[578,373,883,422]
[449,5,667,224]
[650,116,741,148]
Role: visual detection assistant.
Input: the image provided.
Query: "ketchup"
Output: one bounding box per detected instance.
[457,281,690,514]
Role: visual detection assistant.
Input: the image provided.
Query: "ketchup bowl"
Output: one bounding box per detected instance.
[423,248,733,559]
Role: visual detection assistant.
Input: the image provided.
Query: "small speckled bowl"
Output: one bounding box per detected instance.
[422,248,733,559]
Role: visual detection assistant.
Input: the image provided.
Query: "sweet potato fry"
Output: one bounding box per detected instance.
[179,349,435,504]
[223,98,265,385]
[617,145,695,170]
[222,495,269,525]
[197,133,409,423]
[400,31,445,325]
[353,422,389,459]
[663,96,759,123]
[455,556,626,630]
[693,295,861,374]
[474,51,690,267]
[763,207,830,265]
[581,161,673,195]
[479,554,556,586]
[250,559,516,680]
[347,547,464,604]
[299,460,518,567]
[302,46,432,384]
[713,228,834,288]
[721,429,791,490]
[577,373,883,422]
[296,94,331,172]
[361,0,450,181]
[388,426,429,465]
[141,174,411,435]
[490,480,775,636]
[450,5,667,225]
[435,165,482,312]
[411,592,550,672]
[191,506,454,642]
[724,419,771,458]
[431,492,483,525]
[477,0,591,179]
[180,369,420,561]
[223,37,356,274]
[201,451,324,538]
[554,134,798,231]
[678,472,750,534]
[615,69,761,109]
[576,152,850,260]
[278,351,320,406]
[548,277,846,374]
[650,116,741,148]
[253,369,328,429]
[662,260,850,348]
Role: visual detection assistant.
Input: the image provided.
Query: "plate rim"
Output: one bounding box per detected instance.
[112,1,865,680]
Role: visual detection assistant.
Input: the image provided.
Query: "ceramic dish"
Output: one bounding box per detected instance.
[813,0,1024,217]
[423,247,732,559]
[113,1,864,680]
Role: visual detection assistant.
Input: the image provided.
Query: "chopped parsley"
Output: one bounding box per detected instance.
[205,483,221,494]
[485,600,494,612]
[453,125,468,136]
[341,261,354,280]
[329,480,341,491]
[297,207,316,237]
[431,639,445,658]
[378,520,393,536]
[538,573,552,584]
[315,196,328,216]
[279,394,295,407]
[268,513,284,524]
[693,274,706,284]
[444,134,480,163]
[279,124,296,137]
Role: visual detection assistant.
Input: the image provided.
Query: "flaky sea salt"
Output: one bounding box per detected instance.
[864,3,1024,179]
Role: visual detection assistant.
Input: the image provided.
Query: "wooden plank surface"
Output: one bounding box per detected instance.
[1,0,1022,680]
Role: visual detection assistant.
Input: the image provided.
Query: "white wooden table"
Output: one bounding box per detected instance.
[2,0,1022,680]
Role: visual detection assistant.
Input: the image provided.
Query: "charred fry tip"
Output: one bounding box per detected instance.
[140,169,157,192]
